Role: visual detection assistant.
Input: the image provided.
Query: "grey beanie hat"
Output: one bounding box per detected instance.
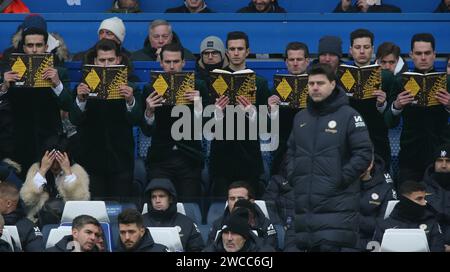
[200,35,225,60]
[318,35,343,58]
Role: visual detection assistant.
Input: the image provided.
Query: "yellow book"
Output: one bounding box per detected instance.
[209,69,256,105]
[9,53,54,88]
[336,63,381,99]
[82,65,128,100]
[150,71,195,105]
[402,71,447,107]
[273,73,309,109]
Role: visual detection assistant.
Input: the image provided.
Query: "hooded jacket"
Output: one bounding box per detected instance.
[142,178,204,252]
[3,205,44,252]
[422,165,450,244]
[359,155,396,250]
[286,87,372,250]
[374,198,445,252]
[130,32,196,61]
[195,55,229,82]
[116,228,168,252]
[207,202,278,249]
[20,162,90,222]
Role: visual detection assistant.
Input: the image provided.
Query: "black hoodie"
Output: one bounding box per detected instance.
[116,228,168,252]
[142,178,204,252]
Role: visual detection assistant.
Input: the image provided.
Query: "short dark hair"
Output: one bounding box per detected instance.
[0,182,19,202]
[118,208,144,228]
[160,42,184,61]
[226,31,249,49]
[72,215,101,231]
[284,42,310,59]
[95,38,121,57]
[228,181,255,200]
[376,42,401,60]
[399,181,426,196]
[350,28,374,46]
[308,63,336,82]
[22,27,48,44]
[411,33,435,51]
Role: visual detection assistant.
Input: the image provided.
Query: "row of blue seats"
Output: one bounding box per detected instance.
[22,0,443,13]
[1,14,449,55]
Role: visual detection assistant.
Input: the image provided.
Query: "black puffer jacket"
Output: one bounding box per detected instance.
[203,231,274,252]
[263,174,295,227]
[207,203,278,249]
[142,178,204,252]
[46,235,99,252]
[3,206,44,252]
[422,165,450,245]
[359,155,396,251]
[374,199,445,252]
[116,228,168,252]
[286,87,372,250]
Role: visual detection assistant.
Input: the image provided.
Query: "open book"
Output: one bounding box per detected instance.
[336,63,381,99]
[150,71,195,105]
[402,71,447,107]
[10,53,54,88]
[209,69,256,105]
[82,65,128,100]
[273,74,309,108]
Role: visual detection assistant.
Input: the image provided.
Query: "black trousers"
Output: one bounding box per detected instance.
[148,151,202,202]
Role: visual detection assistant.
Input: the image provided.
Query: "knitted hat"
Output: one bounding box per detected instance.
[21,14,47,32]
[98,17,126,44]
[318,35,342,58]
[221,212,251,240]
[434,143,450,161]
[200,36,225,60]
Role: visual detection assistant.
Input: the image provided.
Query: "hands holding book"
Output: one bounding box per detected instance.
[435,89,450,108]
[119,84,135,106]
[268,95,281,112]
[184,90,202,112]
[372,90,386,107]
[77,83,90,102]
[2,71,20,91]
[393,90,415,110]
[145,91,164,118]
[42,67,61,87]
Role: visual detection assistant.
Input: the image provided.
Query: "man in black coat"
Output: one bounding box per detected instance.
[0,182,43,252]
[46,215,102,252]
[204,211,274,252]
[0,214,13,252]
[116,208,168,252]
[374,181,445,252]
[421,143,450,252]
[285,63,372,251]
[142,42,208,202]
[142,178,205,252]
[69,39,142,200]
[207,181,277,249]
[359,155,396,251]
[2,27,73,177]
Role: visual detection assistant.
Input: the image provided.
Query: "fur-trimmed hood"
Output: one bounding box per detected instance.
[11,30,70,63]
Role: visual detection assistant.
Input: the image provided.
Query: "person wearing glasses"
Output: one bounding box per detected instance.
[195,36,229,81]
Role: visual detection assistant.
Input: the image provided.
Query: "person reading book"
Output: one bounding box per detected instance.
[268,42,310,176]
[343,28,398,169]
[142,42,208,202]
[209,31,270,198]
[1,27,72,178]
[385,33,450,185]
[69,39,142,201]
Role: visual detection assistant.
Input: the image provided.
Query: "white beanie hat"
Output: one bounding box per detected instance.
[98,17,126,44]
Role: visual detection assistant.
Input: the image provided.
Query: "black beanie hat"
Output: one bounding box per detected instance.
[318,35,343,58]
[434,143,450,161]
[222,213,251,240]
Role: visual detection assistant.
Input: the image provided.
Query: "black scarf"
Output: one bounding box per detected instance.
[308,88,338,115]
[433,172,450,190]
[396,195,426,221]
[148,202,177,221]
[203,59,224,72]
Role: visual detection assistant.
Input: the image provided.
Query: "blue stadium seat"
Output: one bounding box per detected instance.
[41,224,60,246]
[197,224,211,244]
[206,201,226,225]
[183,203,203,225]
[22,0,111,13]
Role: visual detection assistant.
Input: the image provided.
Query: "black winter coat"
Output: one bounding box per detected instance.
[116,228,168,252]
[203,231,274,252]
[3,207,44,252]
[263,174,295,227]
[286,88,372,250]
